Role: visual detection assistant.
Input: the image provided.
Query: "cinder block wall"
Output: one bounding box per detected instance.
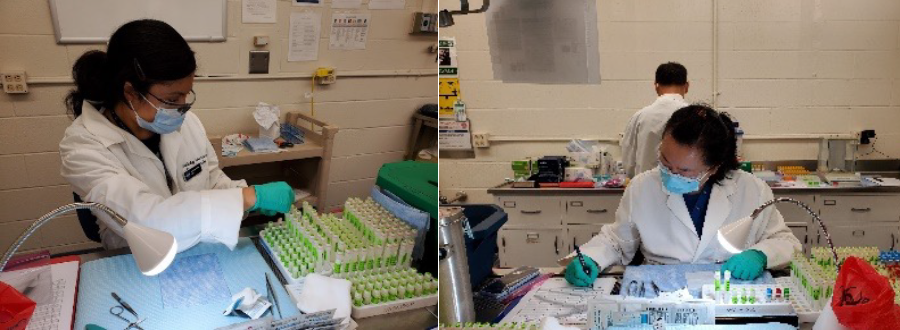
[439,0,900,203]
[0,0,437,254]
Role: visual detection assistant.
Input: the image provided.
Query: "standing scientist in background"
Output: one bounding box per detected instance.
[59,19,294,252]
[621,62,690,178]
[566,105,801,287]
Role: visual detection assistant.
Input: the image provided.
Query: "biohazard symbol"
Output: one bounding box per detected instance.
[439,78,461,116]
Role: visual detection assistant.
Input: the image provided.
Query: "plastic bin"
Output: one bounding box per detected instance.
[449,204,508,287]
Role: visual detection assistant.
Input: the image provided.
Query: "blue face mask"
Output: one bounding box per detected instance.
[659,162,708,195]
[130,95,186,134]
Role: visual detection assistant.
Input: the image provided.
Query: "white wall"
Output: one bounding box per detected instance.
[0,0,437,254]
[439,0,900,204]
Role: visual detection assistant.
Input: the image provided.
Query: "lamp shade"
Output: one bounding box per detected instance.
[123,222,177,276]
[717,216,754,254]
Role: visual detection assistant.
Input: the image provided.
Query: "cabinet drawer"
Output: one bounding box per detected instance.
[497,196,562,227]
[567,224,604,252]
[814,222,900,251]
[564,195,620,224]
[818,195,900,223]
[786,224,808,255]
[773,194,817,223]
[498,228,565,268]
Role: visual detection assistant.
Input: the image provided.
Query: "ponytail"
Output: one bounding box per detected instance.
[66,50,110,118]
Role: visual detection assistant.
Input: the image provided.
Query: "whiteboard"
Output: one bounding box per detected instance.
[48,0,227,44]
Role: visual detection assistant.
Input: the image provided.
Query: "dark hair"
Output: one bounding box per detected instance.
[66,19,196,118]
[663,104,739,185]
[655,62,687,86]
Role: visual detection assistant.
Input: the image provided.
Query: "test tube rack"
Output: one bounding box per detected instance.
[346,267,438,318]
[700,283,795,318]
[260,199,418,284]
[440,322,539,330]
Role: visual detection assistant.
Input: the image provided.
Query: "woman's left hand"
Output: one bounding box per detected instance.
[722,249,767,280]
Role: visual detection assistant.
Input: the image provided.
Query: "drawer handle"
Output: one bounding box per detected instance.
[554,237,559,255]
[587,209,608,214]
[824,200,836,206]
[572,237,576,248]
[502,237,506,247]
[570,201,584,207]
[851,208,871,213]
[521,210,542,214]
[853,230,865,237]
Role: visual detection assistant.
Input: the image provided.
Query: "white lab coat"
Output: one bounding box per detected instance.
[579,168,801,271]
[59,102,248,252]
[621,94,689,177]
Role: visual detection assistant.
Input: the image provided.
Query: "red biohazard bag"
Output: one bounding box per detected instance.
[831,256,900,330]
[0,281,36,330]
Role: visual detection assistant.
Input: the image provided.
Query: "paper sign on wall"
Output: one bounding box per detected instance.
[369,0,405,10]
[242,0,276,23]
[439,120,473,150]
[329,13,370,50]
[288,12,321,61]
[439,37,461,118]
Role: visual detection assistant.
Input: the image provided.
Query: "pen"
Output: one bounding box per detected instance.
[111,292,138,318]
[574,245,591,277]
[266,273,282,319]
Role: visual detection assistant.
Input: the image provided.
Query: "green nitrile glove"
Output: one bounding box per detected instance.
[564,255,599,287]
[722,249,767,280]
[250,181,295,214]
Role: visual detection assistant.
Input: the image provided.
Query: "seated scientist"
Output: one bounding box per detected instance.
[565,105,801,287]
[58,19,294,252]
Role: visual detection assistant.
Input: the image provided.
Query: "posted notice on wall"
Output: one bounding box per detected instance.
[439,37,461,119]
[332,0,362,9]
[242,0,276,23]
[439,120,473,150]
[329,13,370,50]
[288,12,321,61]
[369,0,405,10]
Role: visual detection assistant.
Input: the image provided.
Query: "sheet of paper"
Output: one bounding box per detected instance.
[329,13,370,50]
[502,277,616,326]
[332,0,362,9]
[368,0,405,10]
[288,12,322,62]
[0,261,79,330]
[292,0,322,6]
[242,0,276,23]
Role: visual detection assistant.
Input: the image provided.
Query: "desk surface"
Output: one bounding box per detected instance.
[75,229,437,330]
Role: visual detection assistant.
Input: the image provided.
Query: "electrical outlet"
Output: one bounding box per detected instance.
[2,71,28,94]
[472,133,490,148]
[314,67,336,85]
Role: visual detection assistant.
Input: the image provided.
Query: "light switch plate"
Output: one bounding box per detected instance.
[249,51,269,74]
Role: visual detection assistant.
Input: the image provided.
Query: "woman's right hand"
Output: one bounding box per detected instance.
[564,255,599,287]
[246,181,295,214]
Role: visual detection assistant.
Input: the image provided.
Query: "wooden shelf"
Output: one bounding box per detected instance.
[209,112,338,211]
[214,140,324,168]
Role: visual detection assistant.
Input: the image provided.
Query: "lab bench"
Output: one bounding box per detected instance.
[488,183,900,268]
[66,225,437,330]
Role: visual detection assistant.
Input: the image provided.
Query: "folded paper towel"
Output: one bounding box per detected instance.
[296,273,352,325]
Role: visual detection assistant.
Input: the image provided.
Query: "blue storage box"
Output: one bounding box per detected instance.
[450,204,508,287]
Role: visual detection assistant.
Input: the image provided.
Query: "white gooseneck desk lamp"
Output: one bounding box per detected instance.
[717,197,840,271]
[1,202,178,276]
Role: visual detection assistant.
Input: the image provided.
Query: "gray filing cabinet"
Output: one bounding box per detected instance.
[490,183,900,268]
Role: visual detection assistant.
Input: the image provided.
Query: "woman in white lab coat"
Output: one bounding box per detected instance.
[59,19,294,252]
[566,105,801,287]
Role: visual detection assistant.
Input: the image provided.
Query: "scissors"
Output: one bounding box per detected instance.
[626,280,661,298]
[110,292,145,330]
